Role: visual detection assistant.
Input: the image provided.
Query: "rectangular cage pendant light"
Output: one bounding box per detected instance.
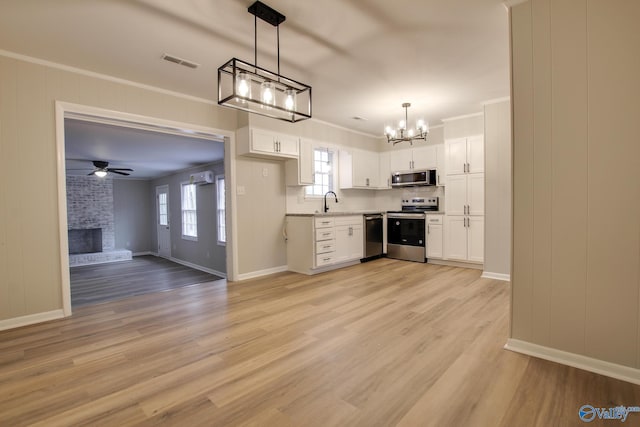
[217,1,312,123]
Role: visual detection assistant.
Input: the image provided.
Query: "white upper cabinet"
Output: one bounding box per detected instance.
[389,145,438,172]
[237,127,299,159]
[378,152,391,189]
[445,135,484,175]
[389,149,414,172]
[467,173,485,216]
[466,135,484,174]
[435,144,446,186]
[412,145,437,170]
[340,148,380,189]
[445,138,469,175]
[285,137,314,186]
[445,175,467,215]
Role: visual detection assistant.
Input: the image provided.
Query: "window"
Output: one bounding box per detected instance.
[181,182,197,240]
[216,175,226,245]
[305,147,333,197]
[158,192,168,226]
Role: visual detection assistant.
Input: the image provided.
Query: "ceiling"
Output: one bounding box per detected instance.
[0,0,510,137]
[65,119,224,179]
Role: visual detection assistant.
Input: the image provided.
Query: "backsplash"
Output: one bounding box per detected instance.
[286,184,446,213]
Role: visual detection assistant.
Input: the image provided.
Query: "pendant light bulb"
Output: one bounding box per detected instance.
[261,81,275,108]
[398,119,406,130]
[237,72,250,98]
[284,89,296,111]
[95,170,107,178]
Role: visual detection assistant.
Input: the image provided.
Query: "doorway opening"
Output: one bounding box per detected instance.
[56,102,236,313]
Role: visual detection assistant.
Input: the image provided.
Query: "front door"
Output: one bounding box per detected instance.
[156,185,171,258]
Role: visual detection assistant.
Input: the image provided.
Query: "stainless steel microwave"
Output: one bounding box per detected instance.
[391,169,437,187]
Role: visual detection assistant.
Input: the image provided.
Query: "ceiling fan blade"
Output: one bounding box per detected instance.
[110,170,130,176]
[87,171,96,176]
[108,168,133,172]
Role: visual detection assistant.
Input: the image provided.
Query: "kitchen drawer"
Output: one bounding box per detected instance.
[316,254,334,267]
[334,215,362,226]
[316,240,335,254]
[314,217,334,228]
[426,215,443,225]
[315,228,335,241]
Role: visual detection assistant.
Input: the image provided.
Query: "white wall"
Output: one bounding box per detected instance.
[510,0,640,373]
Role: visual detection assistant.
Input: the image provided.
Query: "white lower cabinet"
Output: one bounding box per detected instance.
[426,215,443,259]
[286,215,364,275]
[467,216,484,263]
[334,220,363,263]
[444,215,484,263]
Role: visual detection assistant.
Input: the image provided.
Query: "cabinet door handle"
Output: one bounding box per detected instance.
[427,224,430,234]
[348,226,353,236]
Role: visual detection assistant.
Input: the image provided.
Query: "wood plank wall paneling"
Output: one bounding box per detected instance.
[531,0,552,347]
[510,1,535,341]
[549,0,589,355]
[511,0,640,369]
[585,0,640,367]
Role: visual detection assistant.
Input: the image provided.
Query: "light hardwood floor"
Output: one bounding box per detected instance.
[1,258,639,426]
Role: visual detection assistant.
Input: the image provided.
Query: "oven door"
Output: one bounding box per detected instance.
[387,214,425,247]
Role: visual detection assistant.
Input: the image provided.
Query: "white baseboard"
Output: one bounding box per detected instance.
[0,309,66,331]
[505,338,640,386]
[236,265,288,281]
[481,271,511,281]
[427,259,483,270]
[167,256,226,279]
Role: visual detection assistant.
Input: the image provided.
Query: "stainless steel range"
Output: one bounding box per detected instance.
[387,197,439,262]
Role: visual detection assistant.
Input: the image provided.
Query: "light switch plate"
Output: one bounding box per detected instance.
[237,185,246,195]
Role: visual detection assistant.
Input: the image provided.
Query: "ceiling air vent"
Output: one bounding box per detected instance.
[161,53,199,69]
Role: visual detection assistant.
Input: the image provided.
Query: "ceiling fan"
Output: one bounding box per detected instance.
[89,160,133,177]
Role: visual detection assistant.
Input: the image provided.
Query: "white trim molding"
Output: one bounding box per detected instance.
[167,256,226,279]
[236,265,288,281]
[481,271,511,281]
[427,259,483,270]
[441,112,484,122]
[0,310,65,332]
[505,339,640,386]
[0,49,216,106]
[502,0,529,10]
[482,96,511,106]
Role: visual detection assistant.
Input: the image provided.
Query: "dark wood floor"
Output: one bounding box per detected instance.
[70,255,224,307]
[2,258,639,426]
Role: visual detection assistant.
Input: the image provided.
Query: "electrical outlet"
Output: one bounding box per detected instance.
[237,185,246,195]
[262,167,269,177]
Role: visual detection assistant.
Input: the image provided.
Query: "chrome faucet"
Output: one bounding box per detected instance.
[324,191,338,213]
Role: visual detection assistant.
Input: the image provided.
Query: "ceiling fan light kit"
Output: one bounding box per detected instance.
[89,160,133,177]
[217,1,312,123]
[385,103,429,146]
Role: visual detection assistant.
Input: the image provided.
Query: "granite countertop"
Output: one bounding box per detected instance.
[286,210,445,217]
[286,211,385,217]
